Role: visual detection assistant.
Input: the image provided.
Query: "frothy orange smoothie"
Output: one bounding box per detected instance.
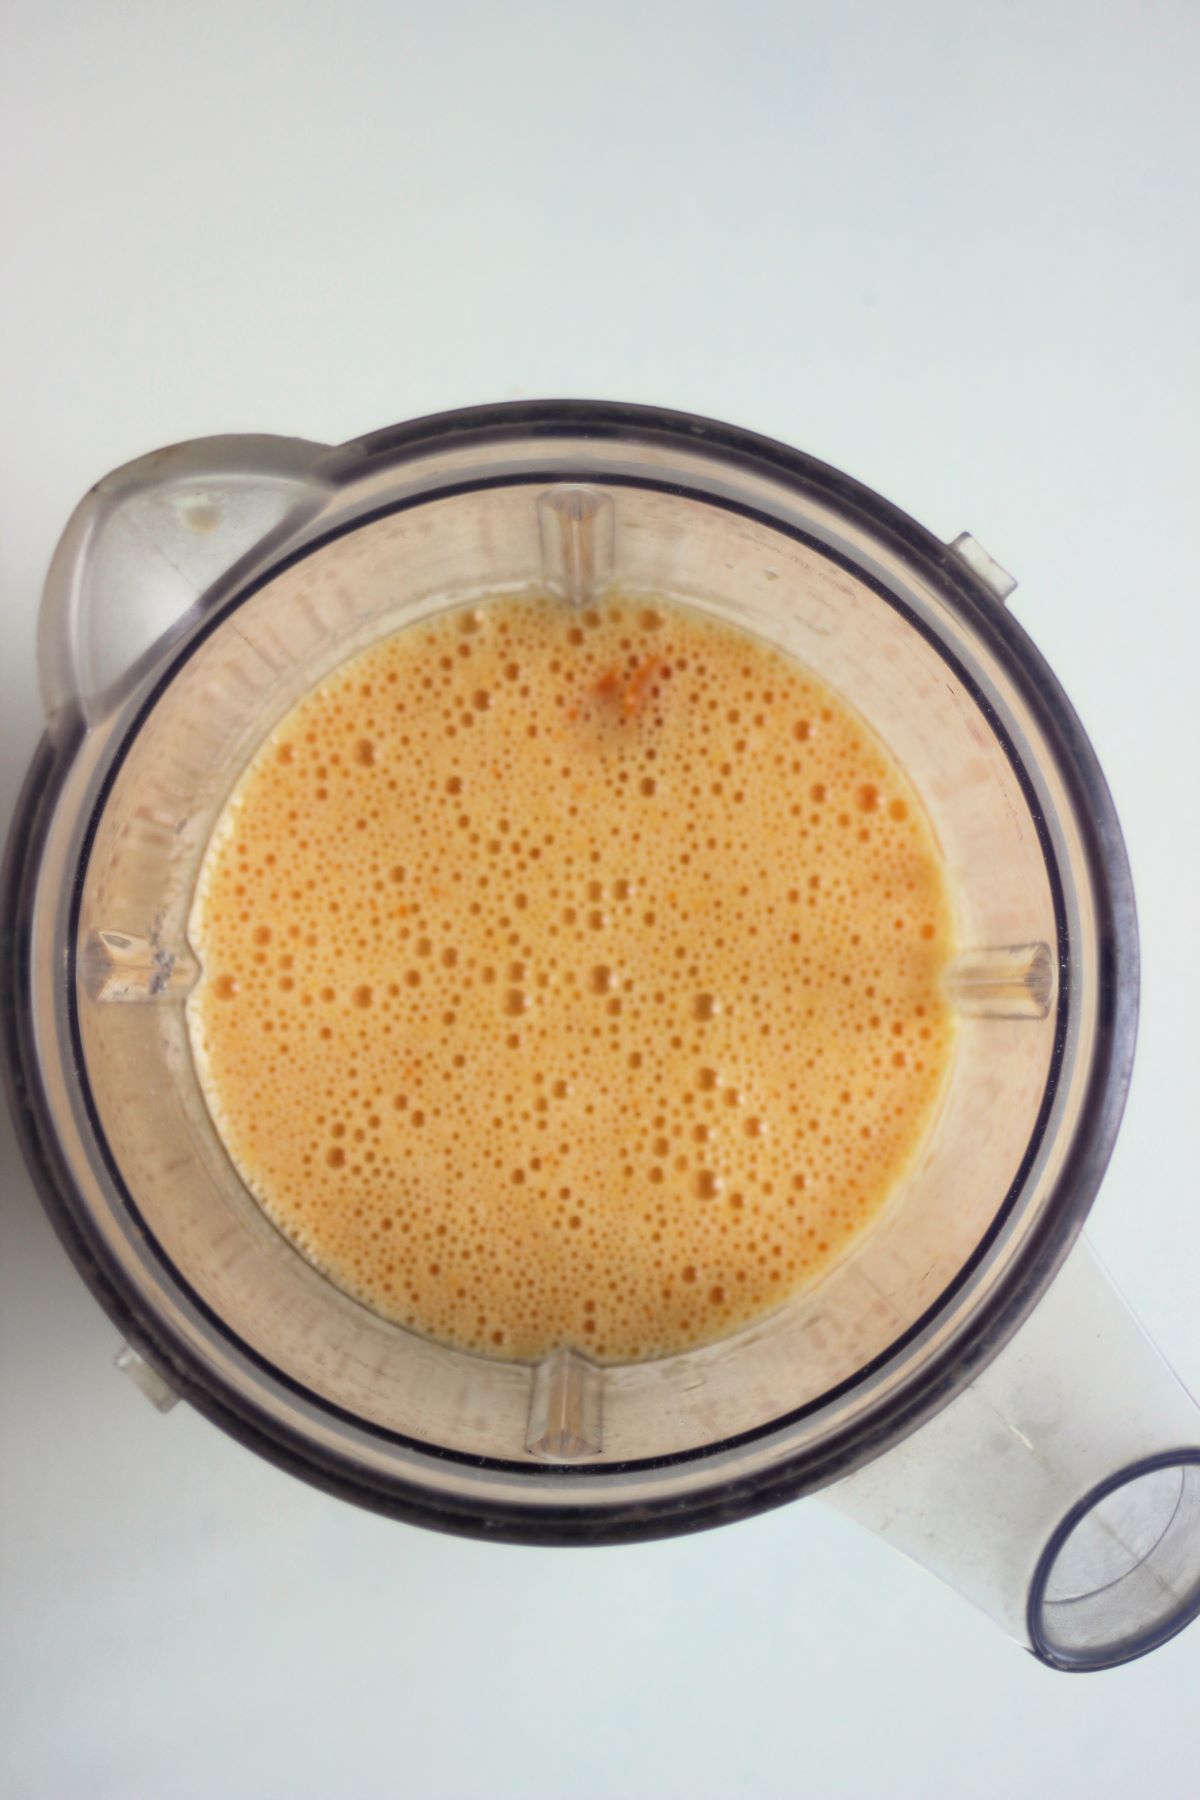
[188,593,956,1362]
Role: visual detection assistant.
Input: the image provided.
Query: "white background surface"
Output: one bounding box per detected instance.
[2,3,1199,1795]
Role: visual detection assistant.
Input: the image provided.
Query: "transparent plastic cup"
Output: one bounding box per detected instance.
[3,402,1197,1671]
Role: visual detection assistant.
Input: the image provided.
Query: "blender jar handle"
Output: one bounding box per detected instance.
[821,1238,1200,1670]
[38,434,331,736]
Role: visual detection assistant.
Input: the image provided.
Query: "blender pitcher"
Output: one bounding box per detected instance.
[3,401,1197,1673]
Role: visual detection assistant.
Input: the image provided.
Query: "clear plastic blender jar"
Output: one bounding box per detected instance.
[3,401,1197,1671]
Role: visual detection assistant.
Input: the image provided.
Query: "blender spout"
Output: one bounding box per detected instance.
[38,434,331,736]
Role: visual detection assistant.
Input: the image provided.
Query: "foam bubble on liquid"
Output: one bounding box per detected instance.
[187,593,956,1363]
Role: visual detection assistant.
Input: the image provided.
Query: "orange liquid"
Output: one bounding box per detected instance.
[188,593,956,1362]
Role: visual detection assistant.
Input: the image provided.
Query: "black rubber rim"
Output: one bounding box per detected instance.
[1,400,1140,1544]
